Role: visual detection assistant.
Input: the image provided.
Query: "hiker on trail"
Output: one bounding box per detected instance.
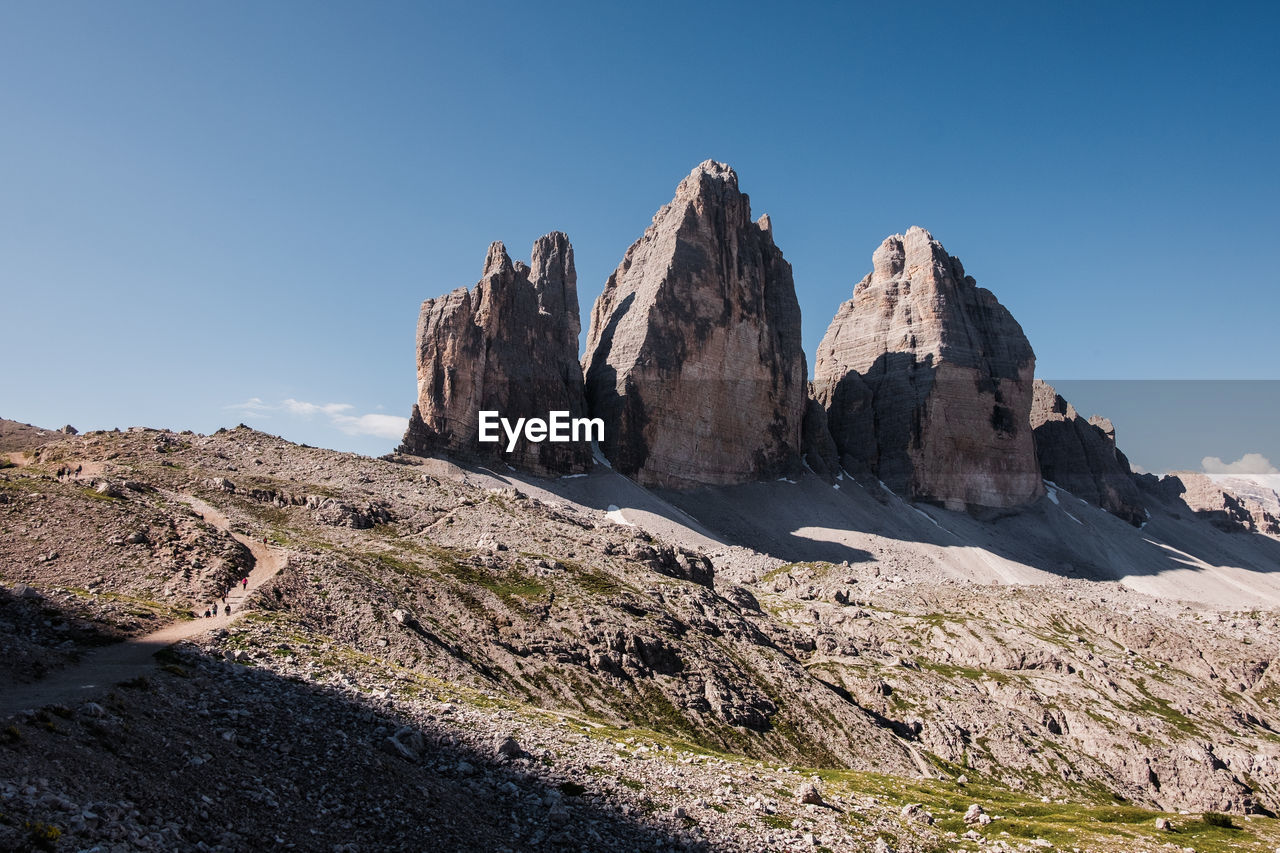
[203,608,211,618]
[212,603,218,616]
[225,603,232,615]
[74,464,82,476]
[241,577,248,590]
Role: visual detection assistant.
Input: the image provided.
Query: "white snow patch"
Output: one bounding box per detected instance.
[776,477,797,484]
[908,504,957,537]
[605,504,635,527]
[560,473,587,479]
[591,441,612,469]
[1045,487,1060,505]
[1064,511,1083,525]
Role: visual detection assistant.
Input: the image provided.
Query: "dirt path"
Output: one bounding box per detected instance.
[0,496,287,717]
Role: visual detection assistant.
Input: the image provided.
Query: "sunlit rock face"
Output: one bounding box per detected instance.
[814,227,1043,511]
[583,161,807,489]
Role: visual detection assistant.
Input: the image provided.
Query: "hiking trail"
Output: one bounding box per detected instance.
[0,495,286,716]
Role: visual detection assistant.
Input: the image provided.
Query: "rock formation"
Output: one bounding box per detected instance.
[399,233,591,476]
[1149,471,1280,535]
[801,384,841,482]
[813,227,1043,511]
[1029,380,1146,526]
[582,161,807,488]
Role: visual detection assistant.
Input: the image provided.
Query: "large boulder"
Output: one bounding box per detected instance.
[1030,380,1147,526]
[813,227,1043,511]
[399,233,592,476]
[582,161,807,488]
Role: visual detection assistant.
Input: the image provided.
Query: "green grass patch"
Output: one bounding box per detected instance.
[1126,677,1206,737]
[760,561,832,584]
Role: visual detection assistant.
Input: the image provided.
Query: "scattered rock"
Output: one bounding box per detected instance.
[494,736,522,760]
[796,781,824,806]
[899,803,934,824]
[12,583,41,600]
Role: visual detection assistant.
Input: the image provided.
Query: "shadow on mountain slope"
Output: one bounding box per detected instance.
[658,473,1280,607]
[406,446,1280,606]
[0,636,710,853]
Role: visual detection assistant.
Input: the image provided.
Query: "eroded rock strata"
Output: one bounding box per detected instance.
[583,161,807,488]
[400,233,591,476]
[813,226,1043,511]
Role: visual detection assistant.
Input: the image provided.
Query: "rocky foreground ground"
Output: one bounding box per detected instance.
[3,423,1280,852]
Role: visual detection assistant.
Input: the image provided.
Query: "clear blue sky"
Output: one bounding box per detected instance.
[1,1,1276,471]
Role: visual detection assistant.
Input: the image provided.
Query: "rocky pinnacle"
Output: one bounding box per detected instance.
[399,233,592,476]
[583,161,807,488]
[813,227,1043,511]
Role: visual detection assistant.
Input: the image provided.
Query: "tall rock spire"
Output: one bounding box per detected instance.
[583,161,807,488]
[399,233,591,476]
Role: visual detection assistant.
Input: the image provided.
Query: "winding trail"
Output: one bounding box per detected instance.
[0,495,287,717]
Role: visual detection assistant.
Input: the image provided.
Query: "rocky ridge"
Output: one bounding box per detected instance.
[1150,470,1280,535]
[1030,380,1147,526]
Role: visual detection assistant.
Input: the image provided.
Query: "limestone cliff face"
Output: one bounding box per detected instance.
[582,161,807,489]
[813,227,1043,511]
[399,233,591,476]
[1030,381,1146,526]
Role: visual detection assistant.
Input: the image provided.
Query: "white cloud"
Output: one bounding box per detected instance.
[228,397,273,416]
[1202,453,1279,476]
[328,412,408,439]
[281,399,354,418]
[227,398,407,440]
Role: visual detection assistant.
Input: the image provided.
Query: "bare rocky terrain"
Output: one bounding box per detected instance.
[4,422,1280,852]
